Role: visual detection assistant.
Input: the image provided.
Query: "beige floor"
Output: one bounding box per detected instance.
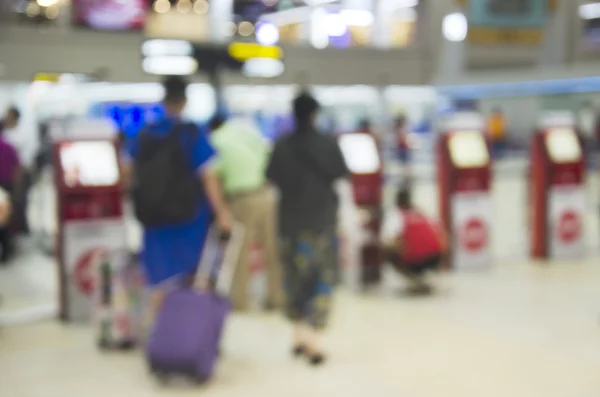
[1,259,600,397]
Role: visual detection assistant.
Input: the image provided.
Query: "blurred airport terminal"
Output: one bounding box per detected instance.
[1,0,600,396]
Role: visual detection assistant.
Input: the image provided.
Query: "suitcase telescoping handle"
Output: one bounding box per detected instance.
[193,223,244,295]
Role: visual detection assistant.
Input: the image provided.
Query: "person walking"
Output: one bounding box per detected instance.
[209,114,284,312]
[266,92,349,366]
[121,76,232,318]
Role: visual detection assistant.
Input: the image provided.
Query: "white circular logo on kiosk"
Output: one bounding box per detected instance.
[557,210,581,244]
[460,218,487,252]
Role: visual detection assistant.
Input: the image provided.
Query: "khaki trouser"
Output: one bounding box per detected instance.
[229,185,284,311]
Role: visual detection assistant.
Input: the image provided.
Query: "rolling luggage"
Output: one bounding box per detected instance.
[146,224,244,384]
[95,250,146,351]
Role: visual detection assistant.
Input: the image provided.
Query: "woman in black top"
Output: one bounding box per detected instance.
[266,92,349,366]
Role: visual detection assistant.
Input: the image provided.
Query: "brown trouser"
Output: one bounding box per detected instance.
[229,185,284,311]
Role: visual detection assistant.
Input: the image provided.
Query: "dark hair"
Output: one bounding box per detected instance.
[209,114,227,132]
[396,187,412,209]
[7,106,20,121]
[293,91,320,124]
[162,76,188,103]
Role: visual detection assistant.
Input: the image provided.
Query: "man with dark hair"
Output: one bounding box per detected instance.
[266,91,349,366]
[121,76,232,317]
[208,111,283,312]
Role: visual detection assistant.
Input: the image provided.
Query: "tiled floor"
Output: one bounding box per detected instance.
[1,260,600,397]
[1,163,599,396]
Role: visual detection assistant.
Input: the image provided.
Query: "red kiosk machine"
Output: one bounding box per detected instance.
[339,132,384,286]
[53,120,127,322]
[530,113,586,260]
[437,113,493,270]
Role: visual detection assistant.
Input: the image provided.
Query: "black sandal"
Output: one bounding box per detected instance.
[308,352,326,366]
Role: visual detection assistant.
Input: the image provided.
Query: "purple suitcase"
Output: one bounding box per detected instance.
[146,290,229,383]
[145,224,243,384]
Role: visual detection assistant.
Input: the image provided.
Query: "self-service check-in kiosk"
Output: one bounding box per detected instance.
[339,132,384,286]
[437,113,493,270]
[530,113,586,260]
[53,120,127,322]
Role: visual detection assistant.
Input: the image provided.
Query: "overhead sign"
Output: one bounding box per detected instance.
[467,0,547,45]
[467,27,543,45]
[33,73,61,82]
[228,42,284,62]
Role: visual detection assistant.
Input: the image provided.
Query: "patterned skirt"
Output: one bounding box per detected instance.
[279,229,339,330]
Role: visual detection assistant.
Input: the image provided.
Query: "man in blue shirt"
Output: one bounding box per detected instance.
[122,76,232,315]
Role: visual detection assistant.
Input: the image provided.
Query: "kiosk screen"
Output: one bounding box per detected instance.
[339,134,381,174]
[448,131,489,168]
[545,128,581,164]
[60,141,120,187]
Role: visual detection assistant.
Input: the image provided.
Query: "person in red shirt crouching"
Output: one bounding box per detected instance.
[381,187,446,295]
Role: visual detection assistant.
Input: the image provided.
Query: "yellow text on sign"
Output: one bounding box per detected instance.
[33,73,61,82]
[228,43,284,61]
[468,27,543,45]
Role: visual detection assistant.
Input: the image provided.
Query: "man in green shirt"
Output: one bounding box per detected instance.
[210,115,284,312]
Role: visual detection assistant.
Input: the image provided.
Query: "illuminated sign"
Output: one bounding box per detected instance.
[228,42,284,62]
[467,0,547,45]
[33,73,61,82]
[339,134,381,174]
[448,131,489,168]
[60,141,120,187]
[545,128,582,164]
[468,27,543,45]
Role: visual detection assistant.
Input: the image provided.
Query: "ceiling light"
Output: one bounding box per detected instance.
[142,56,198,76]
[153,0,171,14]
[256,23,279,46]
[327,13,347,37]
[37,0,58,7]
[142,39,193,57]
[311,8,329,48]
[443,12,467,42]
[239,21,255,36]
[45,5,59,19]
[242,58,285,78]
[26,2,40,17]
[176,0,192,13]
[194,0,209,14]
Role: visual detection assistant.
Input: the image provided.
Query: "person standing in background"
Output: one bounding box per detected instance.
[266,92,349,366]
[394,115,412,181]
[2,106,37,237]
[208,114,284,312]
[487,107,507,158]
[0,130,22,263]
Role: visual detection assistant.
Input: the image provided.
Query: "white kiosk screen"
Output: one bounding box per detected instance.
[448,131,489,168]
[339,134,381,174]
[60,141,120,187]
[544,128,581,164]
